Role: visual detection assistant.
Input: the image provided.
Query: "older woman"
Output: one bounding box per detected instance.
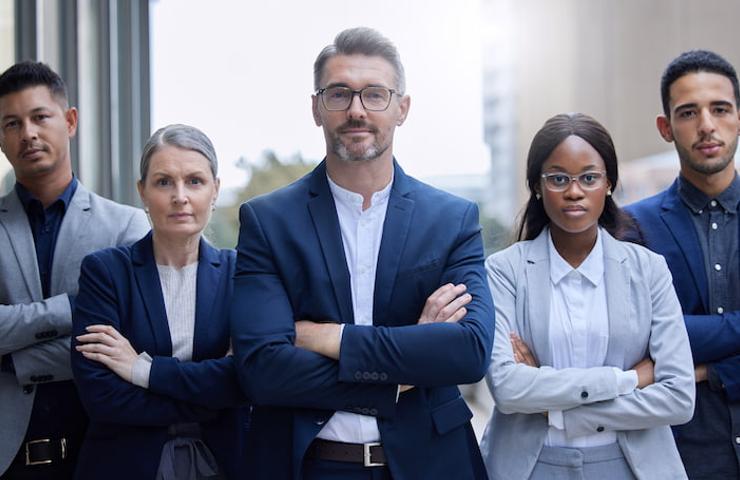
[480,113,695,480]
[71,124,248,480]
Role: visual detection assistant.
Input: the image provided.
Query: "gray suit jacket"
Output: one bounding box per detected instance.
[0,182,149,473]
[479,228,695,480]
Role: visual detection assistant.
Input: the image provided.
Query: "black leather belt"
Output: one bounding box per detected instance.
[12,438,67,466]
[306,439,387,467]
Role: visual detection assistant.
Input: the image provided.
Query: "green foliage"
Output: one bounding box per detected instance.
[208,150,317,248]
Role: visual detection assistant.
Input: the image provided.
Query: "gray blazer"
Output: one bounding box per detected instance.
[0,183,149,474]
[479,228,695,480]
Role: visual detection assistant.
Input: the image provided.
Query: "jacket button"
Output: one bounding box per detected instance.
[23,385,34,394]
[354,372,362,380]
[735,436,740,445]
[597,426,604,432]
[580,391,588,399]
[362,372,371,380]
[379,373,388,381]
[370,372,379,381]
[370,409,378,415]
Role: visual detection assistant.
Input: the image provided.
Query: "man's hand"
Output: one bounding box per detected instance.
[694,364,707,383]
[294,321,342,360]
[75,325,138,383]
[632,357,655,388]
[418,283,471,324]
[510,333,539,367]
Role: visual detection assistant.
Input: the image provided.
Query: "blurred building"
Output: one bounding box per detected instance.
[481,0,740,216]
[0,0,150,205]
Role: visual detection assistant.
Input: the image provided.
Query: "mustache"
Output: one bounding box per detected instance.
[338,120,377,133]
[20,143,46,154]
[693,135,724,149]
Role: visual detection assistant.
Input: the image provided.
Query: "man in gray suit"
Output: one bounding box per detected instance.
[0,62,149,478]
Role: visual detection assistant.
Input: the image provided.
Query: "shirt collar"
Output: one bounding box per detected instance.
[678,173,740,214]
[548,227,604,287]
[15,176,78,214]
[326,172,393,212]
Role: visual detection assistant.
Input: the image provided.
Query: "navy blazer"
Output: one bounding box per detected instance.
[626,179,740,399]
[231,161,494,480]
[71,232,249,480]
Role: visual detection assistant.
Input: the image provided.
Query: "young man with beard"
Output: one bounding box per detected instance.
[0,62,149,478]
[627,50,740,479]
[231,27,494,479]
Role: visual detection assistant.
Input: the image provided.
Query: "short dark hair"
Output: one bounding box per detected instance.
[0,61,68,105]
[517,113,636,242]
[313,27,406,94]
[660,50,739,117]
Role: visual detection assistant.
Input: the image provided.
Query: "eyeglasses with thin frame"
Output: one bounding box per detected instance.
[316,86,400,111]
[540,170,607,192]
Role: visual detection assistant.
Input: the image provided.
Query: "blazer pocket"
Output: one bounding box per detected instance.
[397,258,442,278]
[431,396,473,435]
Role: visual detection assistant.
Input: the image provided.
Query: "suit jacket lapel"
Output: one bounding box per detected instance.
[0,191,42,300]
[525,230,552,367]
[374,162,414,326]
[192,238,221,359]
[131,233,173,355]
[307,161,354,325]
[51,184,92,294]
[660,181,708,310]
[602,232,630,367]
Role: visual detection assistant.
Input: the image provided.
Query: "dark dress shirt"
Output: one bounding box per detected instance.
[677,174,740,479]
[9,178,87,474]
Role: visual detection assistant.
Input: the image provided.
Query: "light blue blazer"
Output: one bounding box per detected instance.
[480,228,695,480]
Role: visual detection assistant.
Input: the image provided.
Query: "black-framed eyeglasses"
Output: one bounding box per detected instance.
[316,86,399,111]
[540,170,607,192]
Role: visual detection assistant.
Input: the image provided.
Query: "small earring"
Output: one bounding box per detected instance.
[606,189,612,197]
[535,193,541,200]
[144,207,149,214]
[211,204,216,211]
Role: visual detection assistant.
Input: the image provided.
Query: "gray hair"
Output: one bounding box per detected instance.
[313,27,406,94]
[139,124,218,181]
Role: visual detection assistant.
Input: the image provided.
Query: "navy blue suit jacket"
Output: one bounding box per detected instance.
[626,179,740,397]
[231,161,494,480]
[71,232,249,480]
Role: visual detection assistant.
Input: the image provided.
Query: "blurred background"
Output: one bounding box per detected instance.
[3,0,740,437]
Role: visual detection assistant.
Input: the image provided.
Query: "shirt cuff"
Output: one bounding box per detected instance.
[613,367,638,395]
[548,410,564,429]
[131,352,153,388]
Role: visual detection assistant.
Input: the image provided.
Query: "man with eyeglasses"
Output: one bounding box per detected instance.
[231,27,493,479]
[627,50,740,479]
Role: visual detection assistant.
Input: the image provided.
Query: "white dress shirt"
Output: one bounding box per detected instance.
[545,229,637,447]
[315,173,392,443]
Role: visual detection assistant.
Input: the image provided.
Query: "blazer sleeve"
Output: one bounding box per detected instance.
[148,355,246,410]
[9,336,74,384]
[486,249,625,415]
[0,294,73,355]
[116,209,150,246]
[72,253,219,426]
[684,311,740,364]
[336,202,495,386]
[231,203,399,417]
[560,254,695,436]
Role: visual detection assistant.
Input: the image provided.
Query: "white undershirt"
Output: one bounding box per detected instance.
[131,262,198,388]
[545,229,637,447]
[315,173,392,443]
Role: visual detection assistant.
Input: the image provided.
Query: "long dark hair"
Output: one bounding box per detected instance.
[516,113,637,241]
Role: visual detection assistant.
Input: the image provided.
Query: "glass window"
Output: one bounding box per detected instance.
[0,0,14,194]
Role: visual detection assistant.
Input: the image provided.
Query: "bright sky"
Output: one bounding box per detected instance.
[150,0,490,190]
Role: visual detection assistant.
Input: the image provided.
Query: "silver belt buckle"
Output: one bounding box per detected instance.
[25,439,52,466]
[363,442,384,467]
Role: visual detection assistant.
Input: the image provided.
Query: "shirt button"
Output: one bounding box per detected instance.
[580,391,589,399]
[597,426,604,432]
[710,200,718,207]
[711,222,718,230]
[714,264,722,272]
[718,307,725,314]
